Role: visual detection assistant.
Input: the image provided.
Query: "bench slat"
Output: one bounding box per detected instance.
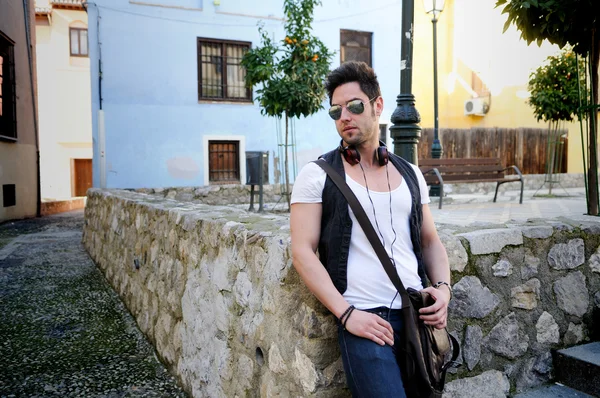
[429,165,506,173]
[419,158,501,167]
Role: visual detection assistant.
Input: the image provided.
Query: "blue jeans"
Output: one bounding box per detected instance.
[337,307,407,398]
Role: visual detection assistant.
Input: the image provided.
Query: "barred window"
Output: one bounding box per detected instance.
[0,31,16,142]
[197,38,251,102]
[208,140,240,183]
[340,30,372,66]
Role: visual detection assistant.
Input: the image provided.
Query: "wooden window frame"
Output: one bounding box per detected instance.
[208,140,240,184]
[0,31,17,142]
[69,27,88,57]
[340,29,373,66]
[197,37,252,102]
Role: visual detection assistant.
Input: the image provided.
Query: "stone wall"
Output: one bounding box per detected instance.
[128,173,585,206]
[83,188,600,397]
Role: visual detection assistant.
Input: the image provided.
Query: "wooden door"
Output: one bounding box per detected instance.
[73,159,92,197]
[208,141,239,183]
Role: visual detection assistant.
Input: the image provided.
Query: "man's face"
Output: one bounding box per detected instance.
[330,82,382,147]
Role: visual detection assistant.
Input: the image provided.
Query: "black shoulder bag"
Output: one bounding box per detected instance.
[314,159,460,398]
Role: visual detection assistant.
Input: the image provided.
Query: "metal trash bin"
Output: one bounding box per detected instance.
[245,151,269,212]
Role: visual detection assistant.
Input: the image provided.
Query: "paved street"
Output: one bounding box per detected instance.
[0,211,185,398]
[430,187,592,226]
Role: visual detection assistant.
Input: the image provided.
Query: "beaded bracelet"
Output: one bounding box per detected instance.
[433,281,453,300]
[339,305,355,324]
[343,307,356,330]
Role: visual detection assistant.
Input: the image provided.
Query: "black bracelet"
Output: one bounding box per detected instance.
[343,307,356,329]
[339,305,354,324]
[433,281,453,300]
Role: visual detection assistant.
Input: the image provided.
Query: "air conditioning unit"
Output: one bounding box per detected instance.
[464,97,489,116]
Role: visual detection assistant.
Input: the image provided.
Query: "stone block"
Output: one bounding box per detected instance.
[511,279,541,310]
[484,313,529,359]
[564,322,587,345]
[458,228,523,255]
[439,231,468,272]
[443,370,510,398]
[294,348,318,394]
[493,259,513,277]
[554,271,589,317]
[589,245,600,274]
[449,276,500,319]
[520,225,553,239]
[536,311,559,344]
[548,238,585,270]
[521,252,540,280]
[464,325,483,371]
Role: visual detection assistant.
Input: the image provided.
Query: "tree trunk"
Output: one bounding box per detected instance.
[548,121,556,195]
[285,112,291,210]
[587,30,599,215]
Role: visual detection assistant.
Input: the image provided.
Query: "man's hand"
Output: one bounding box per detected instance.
[344,310,395,346]
[418,286,451,329]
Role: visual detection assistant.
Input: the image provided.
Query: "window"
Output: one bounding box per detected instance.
[70,28,88,57]
[208,140,240,183]
[197,38,251,101]
[0,32,16,141]
[3,184,16,207]
[340,30,372,66]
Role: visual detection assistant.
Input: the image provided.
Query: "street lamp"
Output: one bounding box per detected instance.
[389,0,421,165]
[423,0,445,160]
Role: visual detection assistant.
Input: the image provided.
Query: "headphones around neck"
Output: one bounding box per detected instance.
[338,140,389,166]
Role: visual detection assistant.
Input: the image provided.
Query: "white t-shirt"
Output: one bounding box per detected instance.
[291,160,431,309]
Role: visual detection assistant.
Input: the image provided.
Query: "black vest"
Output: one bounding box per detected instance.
[318,149,428,294]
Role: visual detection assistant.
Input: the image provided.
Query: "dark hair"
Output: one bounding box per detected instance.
[324,61,381,105]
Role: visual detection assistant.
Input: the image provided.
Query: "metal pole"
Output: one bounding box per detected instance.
[390,0,422,165]
[431,16,442,159]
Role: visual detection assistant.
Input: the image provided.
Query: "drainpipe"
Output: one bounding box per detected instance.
[22,0,41,217]
[83,2,106,188]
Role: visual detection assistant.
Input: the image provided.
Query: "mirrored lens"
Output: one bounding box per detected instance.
[328,100,367,120]
[328,105,343,120]
[346,100,365,115]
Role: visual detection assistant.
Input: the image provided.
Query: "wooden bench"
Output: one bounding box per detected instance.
[418,158,524,209]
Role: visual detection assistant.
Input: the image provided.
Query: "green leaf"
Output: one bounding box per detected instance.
[503,18,512,33]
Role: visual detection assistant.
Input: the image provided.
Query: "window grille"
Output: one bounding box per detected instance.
[340,30,372,66]
[208,141,240,183]
[198,38,251,101]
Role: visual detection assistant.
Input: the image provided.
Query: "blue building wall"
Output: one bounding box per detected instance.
[87,0,403,188]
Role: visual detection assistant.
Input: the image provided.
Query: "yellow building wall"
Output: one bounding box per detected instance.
[35,4,92,200]
[412,0,584,173]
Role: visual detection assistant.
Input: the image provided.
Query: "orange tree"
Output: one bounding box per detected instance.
[241,0,333,209]
[528,49,587,193]
[496,0,600,214]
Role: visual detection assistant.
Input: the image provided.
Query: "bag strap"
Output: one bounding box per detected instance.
[313,158,410,309]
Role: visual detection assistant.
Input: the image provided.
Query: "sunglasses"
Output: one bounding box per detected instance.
[328,97,378,120]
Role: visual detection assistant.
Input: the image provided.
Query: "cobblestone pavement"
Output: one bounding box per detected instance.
[0,211,186,398]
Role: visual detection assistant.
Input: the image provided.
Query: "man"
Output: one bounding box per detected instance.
[290,61,451,397]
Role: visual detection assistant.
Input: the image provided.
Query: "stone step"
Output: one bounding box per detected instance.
[512,383,594,398]
[554,342,600,397]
